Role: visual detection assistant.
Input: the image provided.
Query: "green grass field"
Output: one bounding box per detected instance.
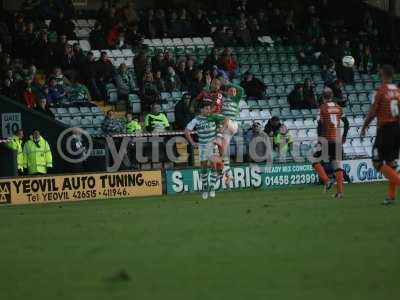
[1,182,399,300]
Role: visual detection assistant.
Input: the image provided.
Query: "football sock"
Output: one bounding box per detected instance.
[223,155,231,176]
[380,164,400,185]
[335,169,344,194]
[313,163,329,184]
[388,181,397,201]
[209,170,218,191]
[201,168,209,192]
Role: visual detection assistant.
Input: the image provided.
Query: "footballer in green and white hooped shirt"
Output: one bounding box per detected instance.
[214,83,244,183]
[185,101,224,200]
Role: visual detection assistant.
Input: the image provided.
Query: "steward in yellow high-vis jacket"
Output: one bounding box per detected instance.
[6,129,25,175]
[23,129,53,175]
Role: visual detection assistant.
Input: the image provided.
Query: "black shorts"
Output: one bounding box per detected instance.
[372,122,400,163]
[313,141,343,161]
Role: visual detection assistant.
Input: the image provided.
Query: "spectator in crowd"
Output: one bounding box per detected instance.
[176,60,188,90]
[165,66,182,92]
[101,110,124,135]
[188,69,205,99]
[140,9,157,38]
[91,51,115,100]
[273,125,293,156]
[244,122,269,162]
[89,22,107,50]
[125,112,142,134]
[358,45,375,74]
[163,51,175,71]
[168,10,183,37]
[327,37,343,64]
[140,72,160,112]
[154,70,166,92]
[213,26,230,48]
[175,93,194,130]
[133,50,148,86]
[23,84,37,109]
[185,58,196,79]
[322,59,337,85]
[264,117,292,154]
[60,43,78,73]
[34,31,54,71]
[303,78,317,108]
[6,129,25,175]
[203,48,220,71]
[114,63,135,98]
[225,28,238,46]
[49,12,76,39]
[40,85,53,105]
[240,71,267,100]
[154,9,168,38]
[248,18,261,43]
[329,80,347,107]
[67,79,91,104]
[145,103,169,132]
[52,67,70,88]
[219,48,238,79]
[287,84,304,110]
[192,9,210,36]
[306,18,321,41]
[23,129,53,175]
[36,98,55,118]
[107,21,125,49]
[53,34,68,61]
[48,77,66,104]
[235,21,252,46]
[152,50,166,74]
[73,43,87,67]
[125,23,143,49]
[1,78,17,99]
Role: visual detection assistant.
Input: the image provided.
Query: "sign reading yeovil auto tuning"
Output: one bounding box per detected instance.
[0,171,162,205]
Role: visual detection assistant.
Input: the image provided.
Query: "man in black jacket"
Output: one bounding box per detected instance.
[240,72,267,100]
[175,93,194,130]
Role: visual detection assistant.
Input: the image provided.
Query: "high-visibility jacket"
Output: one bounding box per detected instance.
[6,135,24,171]
[126,119,142,134]
[23,136,53,175]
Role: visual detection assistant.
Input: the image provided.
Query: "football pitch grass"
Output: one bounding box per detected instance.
[1,182,399,300]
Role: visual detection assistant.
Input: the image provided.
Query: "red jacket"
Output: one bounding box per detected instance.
[24,91,37,109]
[220,56,238,72]
[107,26,121,47]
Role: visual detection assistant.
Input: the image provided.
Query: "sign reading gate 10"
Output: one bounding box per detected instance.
[1,113,22,139]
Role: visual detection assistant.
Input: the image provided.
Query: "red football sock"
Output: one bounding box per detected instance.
[388,181,397,201]
[335,169,344,194]
[380,165,400,185]
[313,163,329,184]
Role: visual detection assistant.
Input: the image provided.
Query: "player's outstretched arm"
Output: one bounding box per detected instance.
[361,106,376,137]
[341,116,350,143]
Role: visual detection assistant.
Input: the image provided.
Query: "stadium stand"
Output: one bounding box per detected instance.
[1,0,400,172]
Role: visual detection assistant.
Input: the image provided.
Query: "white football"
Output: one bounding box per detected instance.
[342,56,355,68]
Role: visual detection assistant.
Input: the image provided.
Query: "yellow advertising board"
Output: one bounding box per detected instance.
[0,171,162,205]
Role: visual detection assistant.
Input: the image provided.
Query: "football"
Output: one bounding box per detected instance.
[342,55,355,68]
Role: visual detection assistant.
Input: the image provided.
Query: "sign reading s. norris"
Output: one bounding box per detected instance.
[0,171,162,205]
[166,163,319,194]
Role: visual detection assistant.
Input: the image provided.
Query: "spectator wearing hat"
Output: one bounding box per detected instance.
[240,71,267,100]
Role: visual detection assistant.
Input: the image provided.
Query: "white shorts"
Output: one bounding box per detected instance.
[199,143,218,162]
[223,119,239,142]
